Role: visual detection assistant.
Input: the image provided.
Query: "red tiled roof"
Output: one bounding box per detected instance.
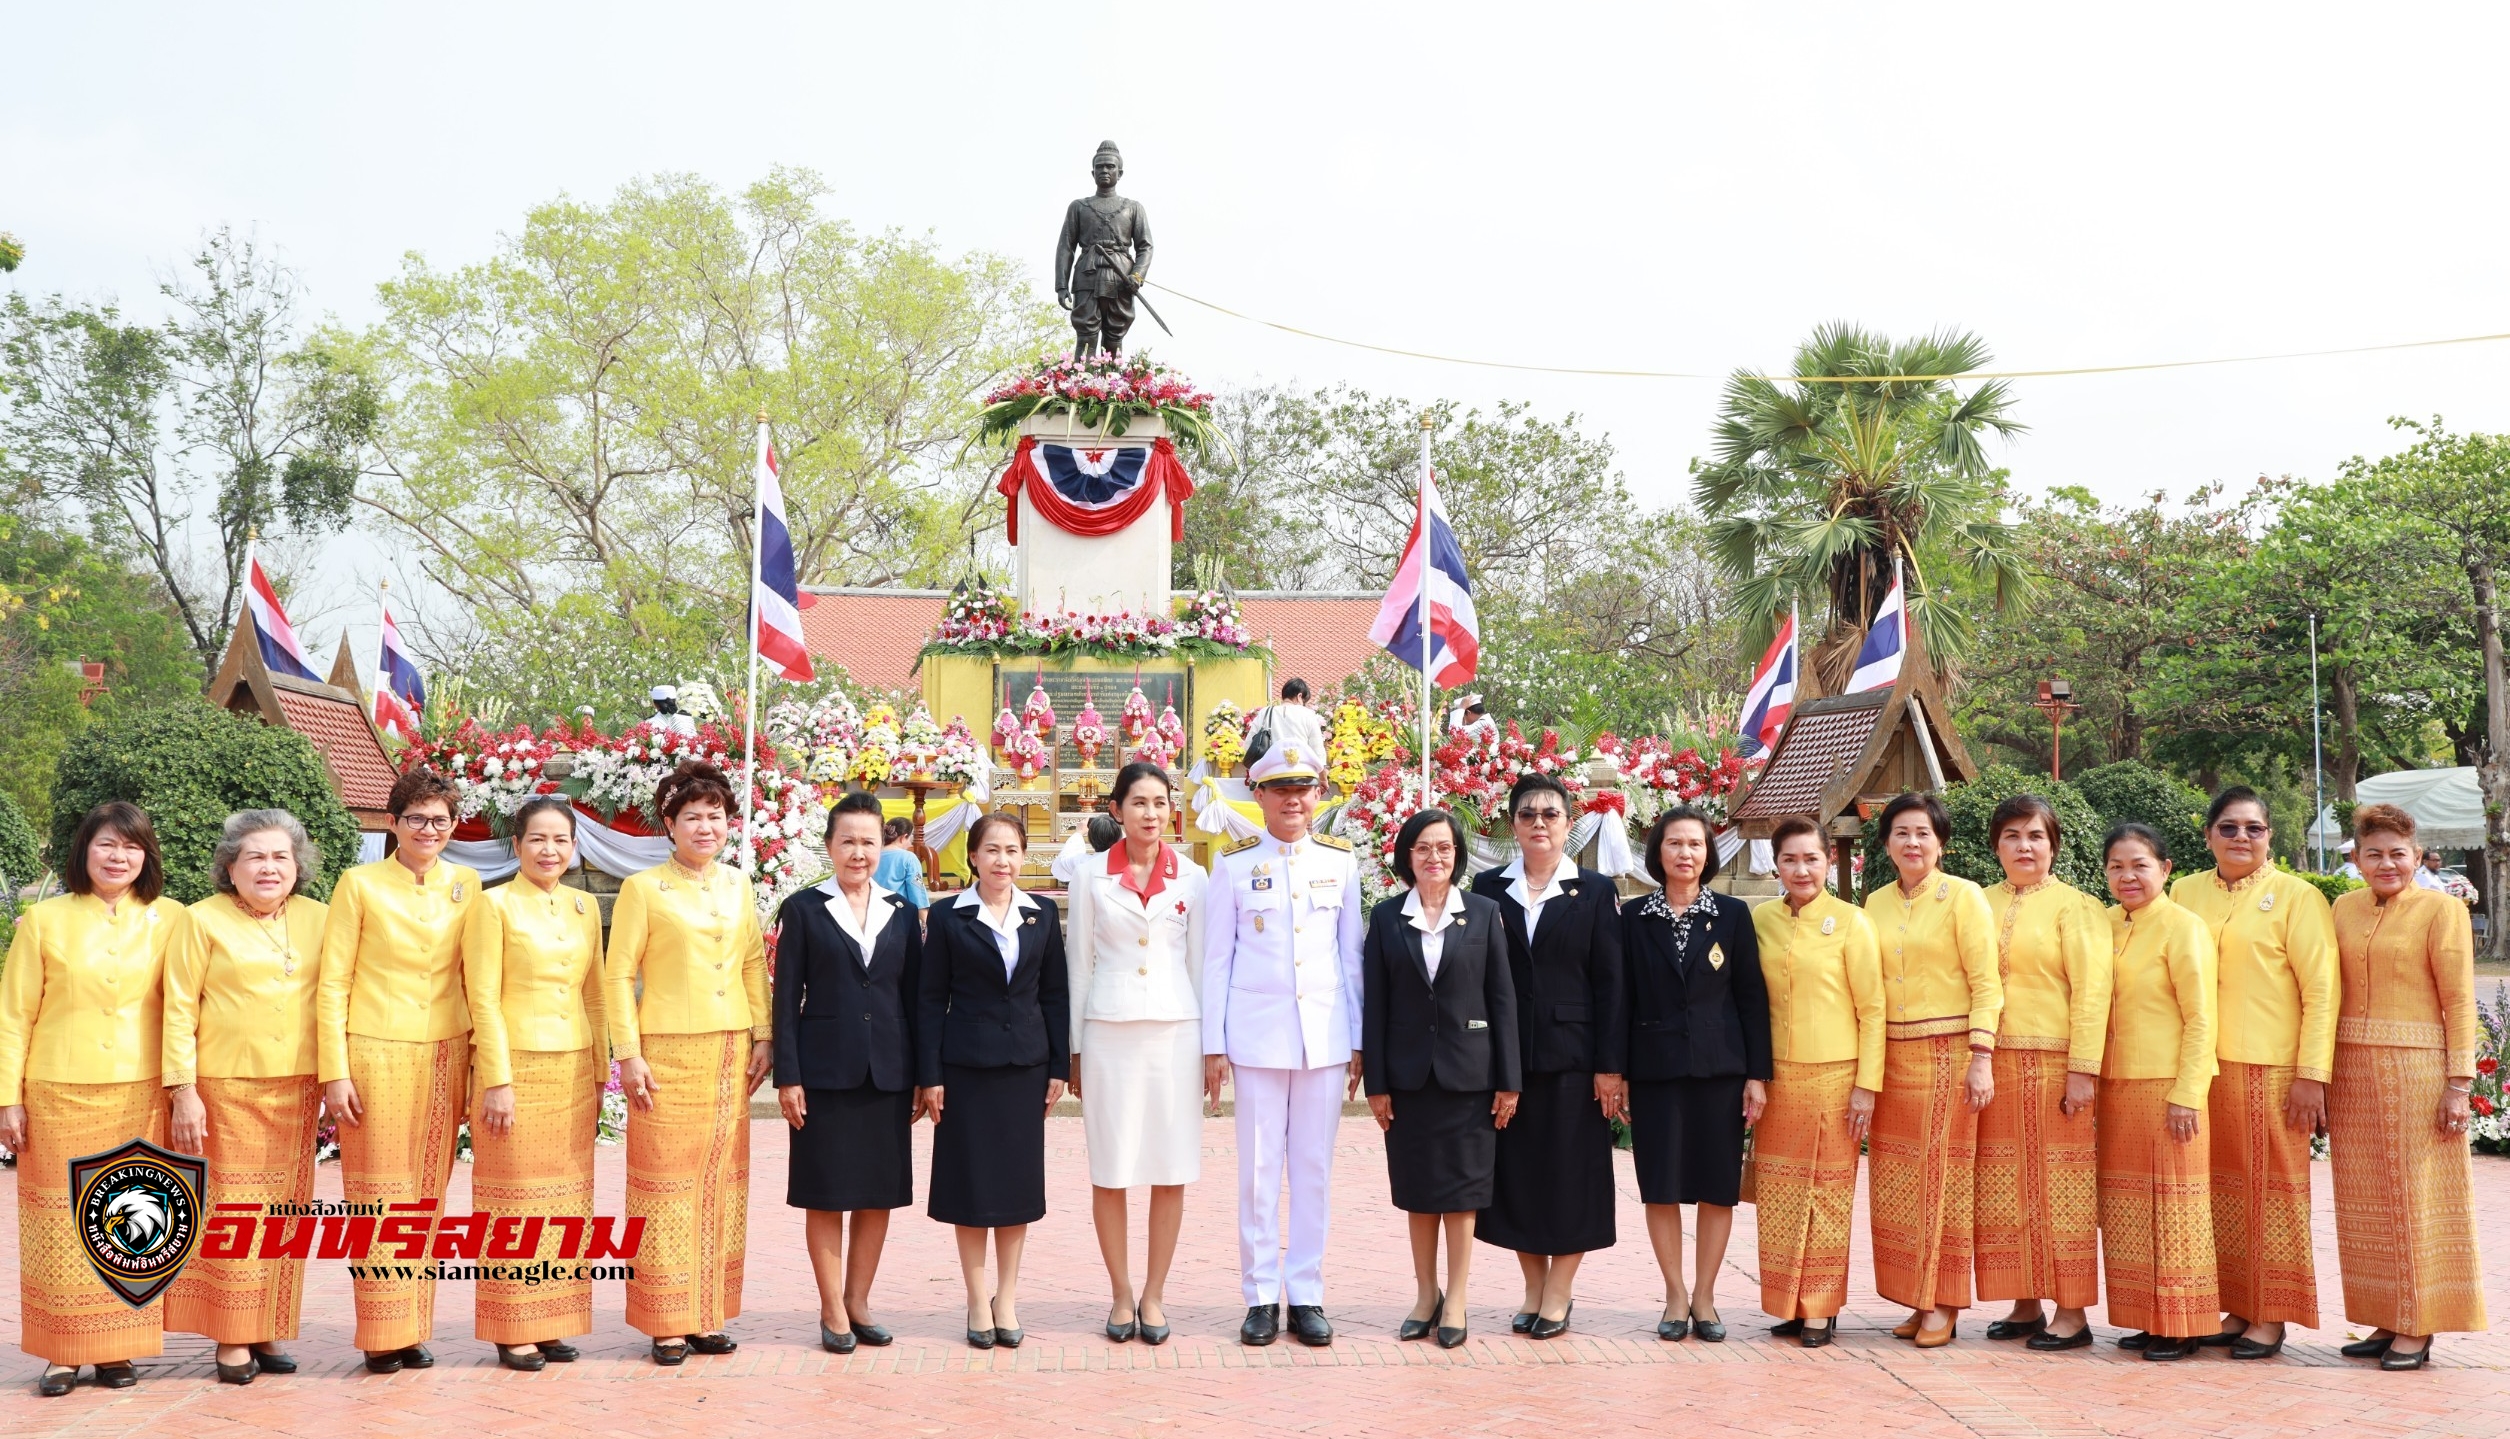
[1731,693,1885,821]
[272,684,398,812]
[797,588,1384,693]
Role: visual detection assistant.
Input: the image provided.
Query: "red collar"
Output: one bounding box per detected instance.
[1108,843,1178,904]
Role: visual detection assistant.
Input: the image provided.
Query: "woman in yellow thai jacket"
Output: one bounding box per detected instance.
[2327,803,2487,1371]
[605,760,773,1366]
[164,810,328,1386]
[0,803,185,1397]
[1976,794,2110,1352]
[1751,815,1882,1348]
[317,768,481,1374]
[464,796,606,1371]
[2098,822,2219,1363]
[1861,793,2001,1349]
[2170,785,2335,1359]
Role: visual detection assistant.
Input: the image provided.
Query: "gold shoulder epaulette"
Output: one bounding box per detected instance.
[1223,835,1263,856]
[1312,833,1354,852]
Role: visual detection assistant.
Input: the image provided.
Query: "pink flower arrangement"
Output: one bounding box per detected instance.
[1120,682,1155,742]
[1072,682,1108,762]
[980,353,1216,413]
[1021,677,1057,736]
[1002,727,1050,781]
[991,706,1025,755]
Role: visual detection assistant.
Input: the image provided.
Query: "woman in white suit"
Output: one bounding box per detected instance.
[1067,761,1208,1346]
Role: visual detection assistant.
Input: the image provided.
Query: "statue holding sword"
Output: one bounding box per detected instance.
[1054,140,1168,357]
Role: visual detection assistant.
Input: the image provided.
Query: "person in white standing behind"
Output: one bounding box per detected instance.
[1201,742,1365,1347]
[1066,761,1207,1346]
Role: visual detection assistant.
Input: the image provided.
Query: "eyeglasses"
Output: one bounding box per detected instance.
[1411,843,1458,860]
[1514,807,1568,824]
[397,815,454,833]
[2213,822,2270,839]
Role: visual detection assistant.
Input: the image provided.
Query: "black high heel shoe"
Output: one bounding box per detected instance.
[1529,1300,1574,1340]
[2381,1338,2435,1371]
[1399,1290,1443,1342]
[686,1333,737,1355]
[1105,1306,1138,1343]
[217,1355,256,1385]
[1511,1310,1537,1334]
[2340,1333,2396,1360]
[1436,1297,1469,1350]
[849,1324,893,1348]
[496,1345,546,1372]
[251,1347,300,1374]
[821,1324,857,1355]
[1800,1319,1836,1349]
[1137,1300,1171,1346]
[539,1342,579,1363]
[37,1366,76,1397]
[94,1362,137,1389]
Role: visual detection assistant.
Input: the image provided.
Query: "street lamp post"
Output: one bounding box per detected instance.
[2033,679,2082,781]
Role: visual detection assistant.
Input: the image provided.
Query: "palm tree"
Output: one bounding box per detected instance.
[1692,323,2034,695]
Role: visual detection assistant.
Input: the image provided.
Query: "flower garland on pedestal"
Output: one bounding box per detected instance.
[974,351,1219,454]
[922,581,1269,663]
[1592,733,1756,840]
[765,692,863,789]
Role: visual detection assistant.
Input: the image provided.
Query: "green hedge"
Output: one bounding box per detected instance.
[2071,761,2211,874]
[48,701,359,904]
[1858,766,2106,899]
[0,791,39,898]
[2288,862,2361,905]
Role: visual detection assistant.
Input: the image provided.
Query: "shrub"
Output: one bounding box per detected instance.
[2288,862,2361,906]
[2073,761,2210,874]
[0,791,39,898]
[48,701,359,904]
[1857,766,2105,899]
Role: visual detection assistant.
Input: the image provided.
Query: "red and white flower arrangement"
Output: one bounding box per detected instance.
[1120,680,1155,743]
[1072,682,1108,766]
[399,719,560,830]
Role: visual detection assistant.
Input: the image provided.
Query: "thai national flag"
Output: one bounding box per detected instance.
[245,554,321,683]
[1847,569,1907,694]
[1735,608,1797,755]
[752,423,815,683]
[1368,459,1480,686]
[373,596,425,742]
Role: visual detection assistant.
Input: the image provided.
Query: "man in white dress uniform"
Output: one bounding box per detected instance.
[1202,742,1364,1346]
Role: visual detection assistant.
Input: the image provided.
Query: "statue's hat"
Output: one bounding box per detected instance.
[1094,140,1122,164]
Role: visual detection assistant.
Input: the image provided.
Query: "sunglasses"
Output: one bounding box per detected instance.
[1514,807,1568,823]
[2213,822,2270,839]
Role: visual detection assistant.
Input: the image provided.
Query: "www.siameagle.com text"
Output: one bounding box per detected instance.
[346,1261,637,1284]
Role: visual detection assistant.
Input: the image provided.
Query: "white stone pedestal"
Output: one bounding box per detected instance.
[1015,410,1172,618]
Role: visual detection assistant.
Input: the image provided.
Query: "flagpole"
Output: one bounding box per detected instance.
[741,411,767,880]
[2310,612,2326,872]
[1416,416,1434,805]
[374,576,392,724]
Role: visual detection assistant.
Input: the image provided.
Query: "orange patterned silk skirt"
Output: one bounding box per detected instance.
[1868,1034,1977,1311]
[18,1079,169,1365]
[339,1033,470,1352]
[2208,1060,2318,1327]
[2097,1076,2219,1337]
[623,1030,752,1338]
[473,1045,602,1344]
[1974,1047,2098,1307]
[2329,1042,2488,1336]
[1756,1058,1862,1320]
[165,1075,320,1344]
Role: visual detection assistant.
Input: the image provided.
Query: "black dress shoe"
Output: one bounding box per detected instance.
[251,1348,300,1374]
[1436,1324,1468,1349]
[992,1326,1024,1349]
[37,1366,75,1397]
[1105,1308,1138,1343]
[217,1358,256,1385]
[1770,1318,1805,1337]
[2145,1336,2195,1361]
[1985,1316,2046,1341]
[1287,1305,1334,1346]
[1656,1317,1690,1342]
[1240,1304,1280,1346]
[1801,1320,1836,1349]
[1511,1310,1537,1334]
[538,1342,579,1363]
[94,1362,137,1389]
[849,1324,893,1348]
[1399,1292,1442,1342]
[395,1345,434,1369]
[496,1345,547,1371]
[1529,1301,1574,1341]
[2229,1335,2285,1361]
[821,1325,857,1355]
[1138,1312,1171,1346]
[364,1349,407,1374]
[651,1339,689,1366]
[2381,1338,2434,1371]
[687,1333,737,1355]
[964,1326,995,1350]
[2027,1326,2094,1351]
[2193,1328,2242,1348]
[1693,1311,1727,1343]
[2341,1333,2396,1359]
[2116,1330,2153,1351]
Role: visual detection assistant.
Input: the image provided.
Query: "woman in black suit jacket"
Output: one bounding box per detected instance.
[915,811,1070,1350]
[1470,772,1624,1340]
[774,791,922,1355]
[1363,809,1521,1349]
[1620,805,1769,1344]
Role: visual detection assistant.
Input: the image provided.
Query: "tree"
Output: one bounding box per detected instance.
[0,229,381,676]
[357,168,1056,720]
[1692,324,2034,694]
[2342,417,2510,956]
[48,700,359,904]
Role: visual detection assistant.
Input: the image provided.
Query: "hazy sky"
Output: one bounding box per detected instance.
[8,2,2509,650]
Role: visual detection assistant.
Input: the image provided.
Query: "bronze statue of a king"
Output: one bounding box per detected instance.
[1054,141,1154,357]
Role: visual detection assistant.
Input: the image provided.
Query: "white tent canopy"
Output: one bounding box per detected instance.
[2309,766,2486,851]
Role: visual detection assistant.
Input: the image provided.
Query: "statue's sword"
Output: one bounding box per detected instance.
[1095,241,1173,336]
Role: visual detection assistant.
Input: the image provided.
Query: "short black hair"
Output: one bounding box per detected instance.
[1111,761,1174,808]
[1086,815,1122,852]
[881,815,914,845]
[1281,678,1311,702]
[1989,792,2062,851]
[965,809,1026,854]
[1506,772,1572,818]
[1391,808,1466,888]
[2104,821,2169,864]
[513,794,578,839]
[1642,805,1720,888]
[1877,791,1950,845]
[63,801,165,904]
[387,767,460,818]
[1769,815,1823,853]
[2205,785,2267,830]
[826,789,886,843]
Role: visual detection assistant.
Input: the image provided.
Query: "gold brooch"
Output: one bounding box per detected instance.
[1821,916,1837,935]
[451,883,467,903]
[1707,942,1726,971]
[2259,893,2276,913]
[574,895,587,914]
[1935,881,1948,901]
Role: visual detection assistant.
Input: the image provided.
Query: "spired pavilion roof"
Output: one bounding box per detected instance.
[1731,692,1887,823]
[272,681,398,813]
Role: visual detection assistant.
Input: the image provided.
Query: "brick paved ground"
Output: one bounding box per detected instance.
[5,1116,2509,1437]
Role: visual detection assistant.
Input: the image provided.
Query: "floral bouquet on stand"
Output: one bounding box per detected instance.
[934,717,986,791]
[974,351,1219,455]
[1203,699,1245,775]
[991,705,1025,756]
[1131,730,1177,769]
[1072,682,1108,769]
[849,713,900,787]
[1155,688,1186,756]
[1021,677,1057,737]
[1120,677,1155,744]
[897,707,944,782]
[1002,727,1050,784]
[934,582,1019,647]
[765,691,863,790]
